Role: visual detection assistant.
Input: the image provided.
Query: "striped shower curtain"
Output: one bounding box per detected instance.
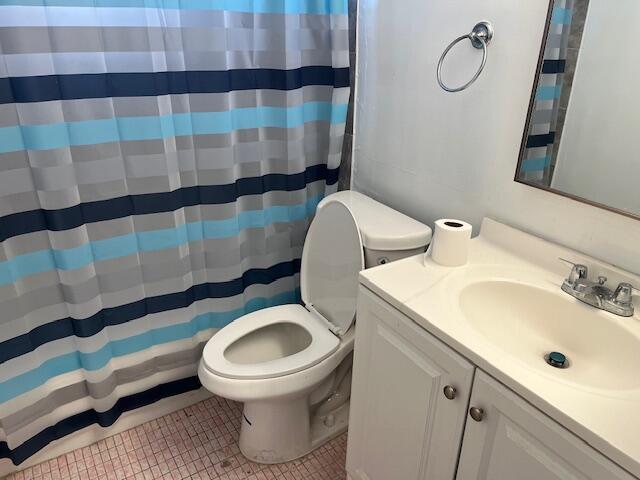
[0,0,349,467]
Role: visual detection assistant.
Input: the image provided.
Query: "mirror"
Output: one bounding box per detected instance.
[515,0,640,219]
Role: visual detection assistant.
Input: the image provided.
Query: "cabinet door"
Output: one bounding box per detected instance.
[457,371,635,480]
[346,288,474,480]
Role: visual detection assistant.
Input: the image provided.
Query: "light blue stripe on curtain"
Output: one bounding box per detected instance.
[521,156,551,173]
[0,194,323,285]
[0,289,299,404]
[0,0,348,14]
[552,7,573,24]
[536,85,562,101]
[0,103,349,154]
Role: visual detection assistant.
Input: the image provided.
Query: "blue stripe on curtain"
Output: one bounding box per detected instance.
[0,195,323,285]
[527,132,556,148]
[551,6,573,25]
[535,85,562,101]
[0,102,348,153]
[0,259,301,365]
[0,0,348,14]
[521,156,552,173]
[0,164,338,242]
[0,376,203,466]
[0,288,300,402]
[0,67,350,104]
[542,60,566,74]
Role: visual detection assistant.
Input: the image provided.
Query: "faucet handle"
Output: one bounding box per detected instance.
[559,258,588,285]
[613,283,638,306]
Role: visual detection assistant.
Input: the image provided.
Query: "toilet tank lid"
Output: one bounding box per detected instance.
[317,191,432,251]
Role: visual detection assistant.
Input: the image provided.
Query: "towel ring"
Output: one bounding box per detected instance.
[437,21,493,93]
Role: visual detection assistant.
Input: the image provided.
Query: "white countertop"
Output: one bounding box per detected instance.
[359,218,640,478]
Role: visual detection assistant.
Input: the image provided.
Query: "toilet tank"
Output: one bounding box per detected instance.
[317,191,432,268]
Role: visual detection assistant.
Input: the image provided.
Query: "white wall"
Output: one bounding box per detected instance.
[352,0,640,274]
[552,0,640,214]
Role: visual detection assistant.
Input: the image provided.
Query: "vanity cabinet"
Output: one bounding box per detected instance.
[347,287,636,480]
[457,371,634,480]
[346,288,475,480]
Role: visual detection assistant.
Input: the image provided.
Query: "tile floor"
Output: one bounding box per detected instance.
[5,396,348,480]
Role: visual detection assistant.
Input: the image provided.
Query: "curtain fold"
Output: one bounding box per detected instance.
[0,0,349,467]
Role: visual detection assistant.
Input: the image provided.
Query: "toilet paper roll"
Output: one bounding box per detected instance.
[429,219,473,267]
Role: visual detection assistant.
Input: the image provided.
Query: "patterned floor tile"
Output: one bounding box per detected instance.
[6,396,347,480]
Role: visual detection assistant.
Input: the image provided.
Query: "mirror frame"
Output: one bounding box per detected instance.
[514,0,639,221]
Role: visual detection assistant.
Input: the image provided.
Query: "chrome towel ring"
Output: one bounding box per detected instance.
[437,21,494,93]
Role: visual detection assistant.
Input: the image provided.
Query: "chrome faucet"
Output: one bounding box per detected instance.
[560,259,636,317]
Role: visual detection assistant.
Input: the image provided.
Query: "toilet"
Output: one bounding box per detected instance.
[197,191,432,464]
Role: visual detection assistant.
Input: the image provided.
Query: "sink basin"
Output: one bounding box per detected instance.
[458,280,640,391]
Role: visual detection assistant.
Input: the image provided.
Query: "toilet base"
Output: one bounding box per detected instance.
[239,398,350,464]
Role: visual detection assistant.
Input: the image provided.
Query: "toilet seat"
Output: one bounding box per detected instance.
[201,201,363,382]
[202,304,340,380]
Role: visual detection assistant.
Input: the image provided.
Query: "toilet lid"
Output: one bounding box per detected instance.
[301,201,364,335]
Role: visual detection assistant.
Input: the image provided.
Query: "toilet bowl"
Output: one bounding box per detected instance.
[198,191,431,464]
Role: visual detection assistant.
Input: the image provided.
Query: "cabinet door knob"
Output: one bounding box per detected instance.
[443,385,457,400]
[469,407,484,422]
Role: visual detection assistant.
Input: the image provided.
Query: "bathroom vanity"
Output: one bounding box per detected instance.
[346,219,640,480]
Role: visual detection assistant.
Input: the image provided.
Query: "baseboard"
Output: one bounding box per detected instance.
[0,388,212,478]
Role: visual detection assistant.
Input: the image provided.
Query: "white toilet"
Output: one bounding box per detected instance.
[197,191,431,464]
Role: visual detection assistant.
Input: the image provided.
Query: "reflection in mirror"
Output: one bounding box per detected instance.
[516,0,640,219]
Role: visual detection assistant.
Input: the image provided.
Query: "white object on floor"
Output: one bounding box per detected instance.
[198,191,432,464]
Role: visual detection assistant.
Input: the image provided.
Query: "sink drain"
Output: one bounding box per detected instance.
[544,351,570,369]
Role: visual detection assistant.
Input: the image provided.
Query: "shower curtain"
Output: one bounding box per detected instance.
[521,0,574,182]
[0,0,349,466]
